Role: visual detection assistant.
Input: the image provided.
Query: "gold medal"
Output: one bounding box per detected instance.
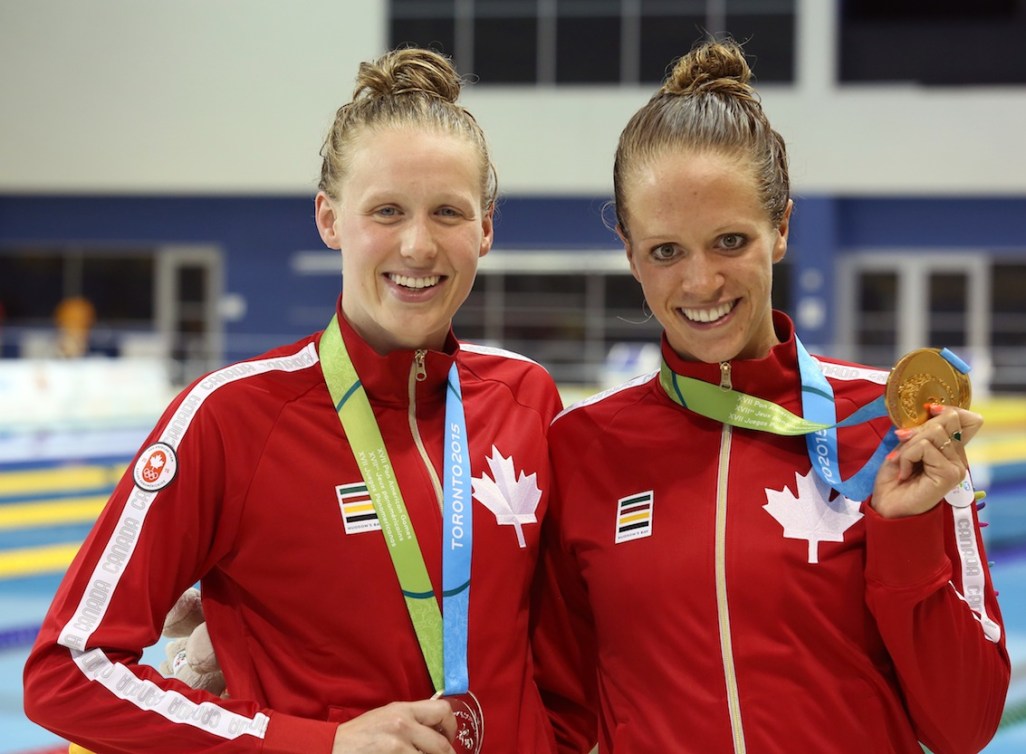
[885,348,972,428]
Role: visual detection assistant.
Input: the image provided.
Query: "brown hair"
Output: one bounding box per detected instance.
[318,47,497,210]
[613,39,790,236]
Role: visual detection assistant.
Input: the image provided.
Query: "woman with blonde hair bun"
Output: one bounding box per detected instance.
[534,38,1009,754]
[26,47,562,754]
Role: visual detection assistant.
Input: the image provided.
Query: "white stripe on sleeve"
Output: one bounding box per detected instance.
[57,343,319,736]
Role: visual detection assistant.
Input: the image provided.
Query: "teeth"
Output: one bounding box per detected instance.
[682,301,734,323]
[390,274,440,289]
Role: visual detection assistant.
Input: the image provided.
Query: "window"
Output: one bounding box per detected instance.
[390,0,797,85]
[556,1,622,84]
[840,0,1026,85]
[474,1,539,83]
[991,262,1026,391]
[390,1,457,61]
[0,248,154,326]
[0,245,222,382]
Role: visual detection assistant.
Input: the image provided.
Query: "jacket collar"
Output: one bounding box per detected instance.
[324,296,458,408]
[660,310,801,408]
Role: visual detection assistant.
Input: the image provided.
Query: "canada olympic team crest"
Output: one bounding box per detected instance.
[133,442,178,491]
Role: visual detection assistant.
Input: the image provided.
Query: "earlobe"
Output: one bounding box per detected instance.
[627,251,641,283]
[314,192,341,250]
[773,199,794,263]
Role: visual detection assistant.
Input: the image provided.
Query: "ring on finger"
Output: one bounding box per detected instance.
[938,438,953,451]
[952,430,963,442]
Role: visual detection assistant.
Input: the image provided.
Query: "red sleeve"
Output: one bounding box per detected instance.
[864,495,1010,754]
[22,391,338,754]
[531,421,599,754]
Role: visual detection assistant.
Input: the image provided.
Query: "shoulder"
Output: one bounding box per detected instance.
[814,355,889,389]
[459,342,556,389]
[552,370,659,429]
[172,334,324,419]
[546,372,661,484]
[460,341,547,369]
[813,354,888,418]
[814,354,888,402]
[458,341,562,420]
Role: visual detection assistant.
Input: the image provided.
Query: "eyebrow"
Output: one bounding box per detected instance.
[358,192,478,208]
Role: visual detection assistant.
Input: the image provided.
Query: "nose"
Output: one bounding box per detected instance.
[679,252,723,298]
[399,215,439,264]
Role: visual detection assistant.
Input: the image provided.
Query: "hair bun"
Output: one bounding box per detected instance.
[353,47,462,104]
[662,39,754,99]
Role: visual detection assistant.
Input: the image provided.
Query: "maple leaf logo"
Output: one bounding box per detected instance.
[471,446,541,549]
[763,469,863,564]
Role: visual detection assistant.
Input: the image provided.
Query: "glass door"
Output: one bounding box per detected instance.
[837,253,990,389]
[155,246,223,385]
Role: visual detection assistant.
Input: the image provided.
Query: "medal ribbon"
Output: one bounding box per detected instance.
[319,315,470,695]
[659,337,898,500]
[442,369,471,694]
[794,339,898,501]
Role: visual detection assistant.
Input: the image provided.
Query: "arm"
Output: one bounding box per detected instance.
[23,394,458,754]
[865,406,1010,753]
[531,524,599,753]
[531,429,599,754]
[22,398,341,753]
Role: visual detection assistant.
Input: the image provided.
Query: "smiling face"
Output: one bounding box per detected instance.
[621,149,792,364]
[315,127,493,353]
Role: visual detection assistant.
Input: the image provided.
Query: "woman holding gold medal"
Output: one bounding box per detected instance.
[24,48,562,754]
[533,39,1010,754]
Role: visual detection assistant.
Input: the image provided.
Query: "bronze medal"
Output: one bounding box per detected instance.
[885,348,972,428]
[446,691,484,754]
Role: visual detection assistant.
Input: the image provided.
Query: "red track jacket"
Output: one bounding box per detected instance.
[25,300,562,753]
[534,312,1008,754]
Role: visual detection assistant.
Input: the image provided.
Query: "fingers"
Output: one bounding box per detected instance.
[331,700,456,754]
[414,698,458,743]
[889,405,972,484]
[162,588,204,637]
[874,404,981,518]
[895,404,981,453]
[927,403,984,445]
[892,431,966,486]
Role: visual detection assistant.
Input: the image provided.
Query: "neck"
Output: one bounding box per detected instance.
[341,310,446,356]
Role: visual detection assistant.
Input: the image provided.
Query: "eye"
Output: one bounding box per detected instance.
[438,204,478,222]
[374,205,400,219]
[650,243,679,262]
[719,233,747,251]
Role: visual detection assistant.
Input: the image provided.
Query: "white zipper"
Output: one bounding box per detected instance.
[720,361,732,390]
[715,423,746,753]
[408,350,444,513]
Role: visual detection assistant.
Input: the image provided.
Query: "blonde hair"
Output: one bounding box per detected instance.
[318,47,497,210]
[613,39,790,236]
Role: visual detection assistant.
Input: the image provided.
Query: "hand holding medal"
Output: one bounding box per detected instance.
[874,347,983,518]
[884,348,973,429]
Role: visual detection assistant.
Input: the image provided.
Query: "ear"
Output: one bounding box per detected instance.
[478,203,495,259]
[314,191,342,250]
[772,199,793,264]
[617,223,641,282]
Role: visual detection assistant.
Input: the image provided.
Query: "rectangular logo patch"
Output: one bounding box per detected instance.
[336,482,380,535]
[615,490,653,543]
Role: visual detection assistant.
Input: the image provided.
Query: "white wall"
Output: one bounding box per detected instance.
[2,0,1024,196]
[0,0,386,194]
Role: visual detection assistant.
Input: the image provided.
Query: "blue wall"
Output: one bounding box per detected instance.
[2,194,1026,362]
